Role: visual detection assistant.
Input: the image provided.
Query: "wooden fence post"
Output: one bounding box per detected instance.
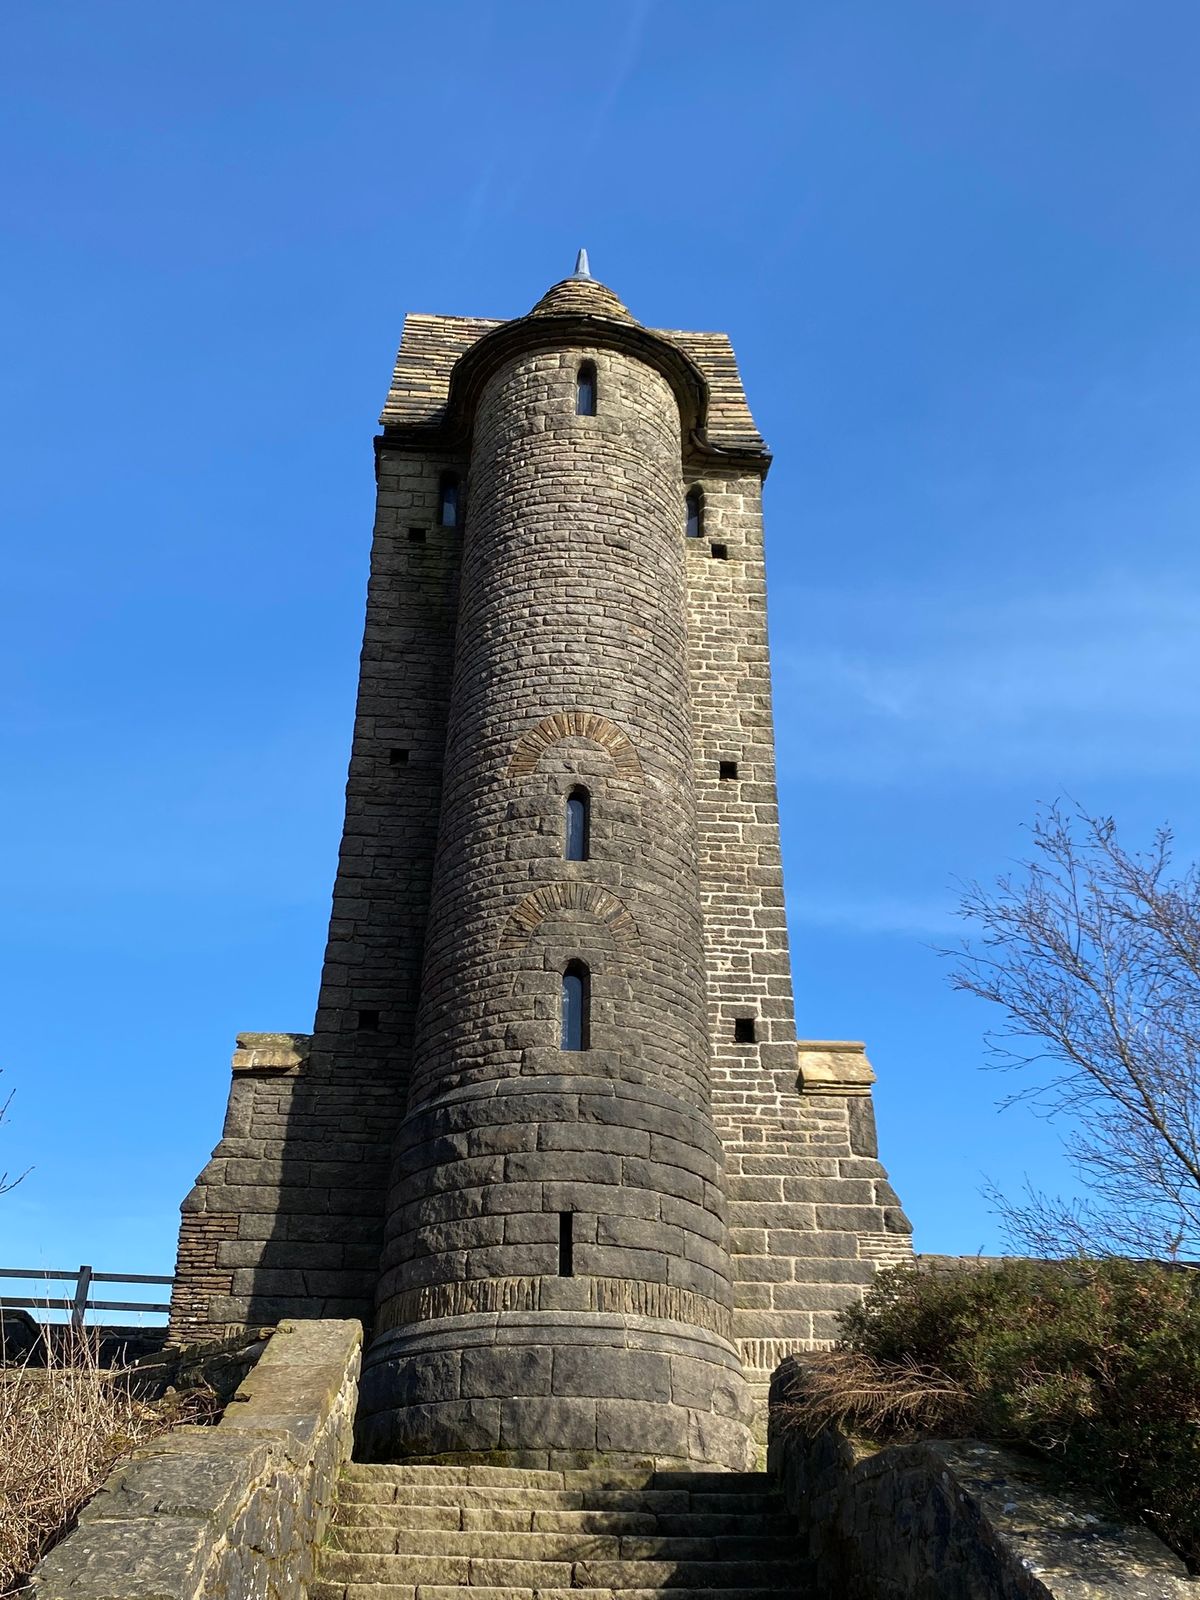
[70,1264,93,1331]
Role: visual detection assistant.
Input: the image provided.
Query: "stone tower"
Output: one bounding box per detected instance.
[170,258,911,1467]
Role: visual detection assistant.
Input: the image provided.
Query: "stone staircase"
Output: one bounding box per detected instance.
[315,1463,802,1600]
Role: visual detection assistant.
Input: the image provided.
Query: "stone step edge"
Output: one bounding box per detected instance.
[341,1467,772,1493]
[334,1512,787,1535]
[338,1488,782,1513]
[318,1556,803,1586]
[326,1535,794,1561]
[313,1587,796,1600]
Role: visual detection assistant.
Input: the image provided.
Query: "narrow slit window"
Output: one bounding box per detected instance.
[561,961,590,1051]
[685,487,704,538]
[565,786,590,861]
[437,471,459,528]
[576,361,597,416]
[558,1211,575,1276]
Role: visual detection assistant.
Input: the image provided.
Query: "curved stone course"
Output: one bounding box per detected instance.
[507,709,644,781]
[358,1311,754,1471]
[499,880,638,950]
[375,1274,733,1342]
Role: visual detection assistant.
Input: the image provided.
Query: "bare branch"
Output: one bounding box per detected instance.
[949,804,1200,1258]
[0,1079,30,1196]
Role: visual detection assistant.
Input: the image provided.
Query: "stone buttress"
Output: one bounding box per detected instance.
[168,264,912,1458]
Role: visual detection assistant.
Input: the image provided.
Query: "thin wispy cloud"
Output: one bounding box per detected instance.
[787,890,959,937]
[581,0,655,157]
[775,574,1200,785]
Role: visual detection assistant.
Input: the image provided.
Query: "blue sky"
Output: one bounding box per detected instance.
[3,1,1199,1309]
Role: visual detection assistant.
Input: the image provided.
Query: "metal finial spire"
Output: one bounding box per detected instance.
[572,247,593,280]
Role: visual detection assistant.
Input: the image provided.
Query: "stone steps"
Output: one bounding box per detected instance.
[313,1589,793,1600]
[318,1464,801,1600]
[339,1468,772,1493]
[320,1554,800,1587]
[326,1530,795,1562]
[343,1466,569,1488]
[340,1485,779,1517]
[336,1505,784,1537]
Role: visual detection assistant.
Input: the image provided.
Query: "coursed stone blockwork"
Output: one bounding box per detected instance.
[681,466,910,1413]
[170,262,910,1465]
[170,437,465,1338]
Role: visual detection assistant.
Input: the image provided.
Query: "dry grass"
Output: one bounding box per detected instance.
[0,1336,213,1597]
[778,1347,973,1441]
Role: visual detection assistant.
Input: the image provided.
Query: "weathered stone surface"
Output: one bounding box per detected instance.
[31,1320,361,1600]
[461,1345,552,1399]
[77,1434,269,1525]
[230,1032,311,1075]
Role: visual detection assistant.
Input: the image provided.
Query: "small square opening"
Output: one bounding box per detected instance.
[734,1016,757,1044]
[357,1009,381,1032]
[407,527,427,544]
[719,760,739,781]
[389,748,410,766]
[711,543,728,560]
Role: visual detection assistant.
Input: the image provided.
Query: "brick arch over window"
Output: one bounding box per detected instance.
[499,882,639,951]
[506,711,642,782]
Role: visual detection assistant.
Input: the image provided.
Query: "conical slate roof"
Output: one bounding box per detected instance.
[527,275,636,324]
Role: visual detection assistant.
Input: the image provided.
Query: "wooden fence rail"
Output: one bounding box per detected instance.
[0,1265,174,1329]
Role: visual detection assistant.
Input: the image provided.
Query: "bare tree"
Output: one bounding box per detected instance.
[1,1073,28,1196]
[949,803,1200,1259]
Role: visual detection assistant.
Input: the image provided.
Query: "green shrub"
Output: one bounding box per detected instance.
[833,1259,1200,1567]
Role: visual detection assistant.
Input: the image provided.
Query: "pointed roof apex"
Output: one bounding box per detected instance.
[572,247,593,280]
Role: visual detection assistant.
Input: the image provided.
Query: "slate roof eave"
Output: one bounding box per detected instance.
[378,310,768,462]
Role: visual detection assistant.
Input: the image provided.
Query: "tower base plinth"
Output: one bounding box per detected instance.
[356,1310,756,1470]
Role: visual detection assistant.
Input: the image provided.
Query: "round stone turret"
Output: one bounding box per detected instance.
[355,269,754,1470]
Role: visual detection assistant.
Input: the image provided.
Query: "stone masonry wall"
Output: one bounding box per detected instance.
[33,1320,362,1600]
[767,1358,1194,1600]
[683,466,911,1404]
[169,438,462,1339]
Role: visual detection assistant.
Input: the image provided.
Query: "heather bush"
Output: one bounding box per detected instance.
[798,1259,1200,1567]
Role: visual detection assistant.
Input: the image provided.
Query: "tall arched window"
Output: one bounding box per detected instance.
[576,361,597,417]
[685,487,704,538]
[561,961,590,1051]
[437,471,459,528]
[565,786,590,861]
